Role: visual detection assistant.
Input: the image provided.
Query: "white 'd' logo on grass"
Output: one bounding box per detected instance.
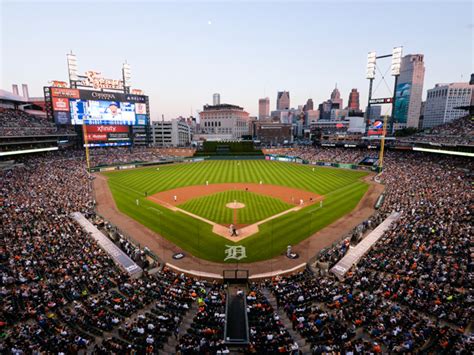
[224,245,247,261]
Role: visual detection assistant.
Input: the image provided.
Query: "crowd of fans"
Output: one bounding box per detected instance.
[88,147,193,167]
[176,284,228,354]
[0,152,203,353]
[269,150,473,353]
[398,115,474,146]
[1,138,471,353]
[266,146,375,165]
[246,285,298,353]
[0,108,74,136]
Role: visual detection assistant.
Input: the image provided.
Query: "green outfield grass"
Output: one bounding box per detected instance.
[103,160,370,263]
[178,190,293,225]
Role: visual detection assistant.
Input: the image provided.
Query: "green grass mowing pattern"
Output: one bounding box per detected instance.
[178,190,293,225]
[104,161,369,263]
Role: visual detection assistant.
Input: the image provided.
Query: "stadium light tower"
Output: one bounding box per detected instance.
[365,46,403,134]
[122,62,132,94]
[66,51,78,88]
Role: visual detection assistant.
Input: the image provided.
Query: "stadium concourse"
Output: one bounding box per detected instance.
[1,116,473,353]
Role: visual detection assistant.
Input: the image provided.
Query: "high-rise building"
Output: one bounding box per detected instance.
[330,86,343,110]
[393,54,425,129]
[277,91,290,110]
[422,83,473,128]
[318,100,332,120]
[347,89,360,111]
[213,93,221,106]
[305,98,314,111]
[258,97,270,120]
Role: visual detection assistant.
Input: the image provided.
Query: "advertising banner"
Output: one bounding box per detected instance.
[86,125,129,133]
[52,97,70,111]
[86,133,108,141]
[51,87,80,99]
[394,82,411,124]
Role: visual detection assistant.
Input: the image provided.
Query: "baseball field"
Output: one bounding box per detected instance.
[103,160,369,263]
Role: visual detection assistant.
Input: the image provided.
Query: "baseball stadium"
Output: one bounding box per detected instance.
[2,2,473,354]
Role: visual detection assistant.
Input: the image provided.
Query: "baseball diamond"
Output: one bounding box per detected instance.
[102,160,370,263]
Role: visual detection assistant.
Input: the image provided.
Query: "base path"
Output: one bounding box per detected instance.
[93,173,384,278]
[147,183,321,207]
[147,183,322,241]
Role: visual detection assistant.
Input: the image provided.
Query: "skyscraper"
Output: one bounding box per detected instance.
[276,91,290,110]
[318,100,332,120]
[393,54,425,128]
[347,89,360,111]
[305,98,314,111]
[213,93,220,106]
[330,86,343,109]
[258,97,270,120]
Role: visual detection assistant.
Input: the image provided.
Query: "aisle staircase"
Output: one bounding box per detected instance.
[262,288,312,354]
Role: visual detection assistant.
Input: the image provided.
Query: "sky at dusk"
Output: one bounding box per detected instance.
[1,1,472,120]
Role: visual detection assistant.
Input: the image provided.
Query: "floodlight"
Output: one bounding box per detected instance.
[67,52,78,81]
[366,51,376,79]
[123,62,132,86]
[391,46,403,76]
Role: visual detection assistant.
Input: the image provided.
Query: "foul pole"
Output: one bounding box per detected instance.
[82,124,91,171]
[378,115,388,172]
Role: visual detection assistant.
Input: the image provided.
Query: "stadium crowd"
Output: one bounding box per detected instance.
[269,151,473,353]
[88,147,193,167]
[265,146,374,165]
[398,115,473,146]
[1,135,472,353]
[0,108,74,136]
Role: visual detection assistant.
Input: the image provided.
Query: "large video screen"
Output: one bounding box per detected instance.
[70,99,136,125]
[49,87,148,126]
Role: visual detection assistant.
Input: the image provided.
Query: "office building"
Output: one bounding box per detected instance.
[394,54,425,129]
[213,93,221,106]
[422,83,473,128]
[258,97,270,120]
[318,100,333,120]
[347,88,360,111]
[305,98,314,111]
[199,104,250,139]
[276,91,290,110]
[330,86,343,110]
[152,119,192,147]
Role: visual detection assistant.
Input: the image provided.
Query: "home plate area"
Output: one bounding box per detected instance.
[147,183,323,242]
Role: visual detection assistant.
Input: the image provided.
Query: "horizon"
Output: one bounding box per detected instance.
[1,0,472,120]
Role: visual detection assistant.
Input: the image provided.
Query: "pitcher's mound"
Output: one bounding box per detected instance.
[226,202,245,209]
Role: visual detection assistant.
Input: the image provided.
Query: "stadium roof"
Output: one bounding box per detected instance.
[0,89,28,103]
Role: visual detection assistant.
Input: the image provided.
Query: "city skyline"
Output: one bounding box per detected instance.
[1,1,472,120]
